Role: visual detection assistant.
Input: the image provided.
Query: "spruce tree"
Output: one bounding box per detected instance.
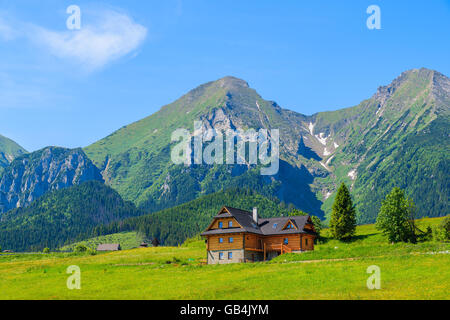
[330,183,357,240]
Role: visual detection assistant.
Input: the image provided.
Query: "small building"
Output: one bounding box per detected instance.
[97,244,121,252]
[139,242,149,248]
[201,206,317,264]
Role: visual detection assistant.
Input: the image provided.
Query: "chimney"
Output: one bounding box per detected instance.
[253,207,258,225]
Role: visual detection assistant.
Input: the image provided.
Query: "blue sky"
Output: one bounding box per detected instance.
[0,0,449,151]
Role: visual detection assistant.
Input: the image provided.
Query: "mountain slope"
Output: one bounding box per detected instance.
[0,181,143,251]
[0,134,27,168]
[85,76,322,216]
[85,68,449,223]
[0,146,103,214]
[312,68,450,222]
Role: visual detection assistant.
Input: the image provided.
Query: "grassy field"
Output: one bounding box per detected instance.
[0,217,448,300]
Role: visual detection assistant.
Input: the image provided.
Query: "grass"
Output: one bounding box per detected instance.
[0,217,448,300]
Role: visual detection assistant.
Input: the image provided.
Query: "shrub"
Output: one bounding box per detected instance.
[376,187,416,243]
[74,244,88,253]
[433,216,450,242]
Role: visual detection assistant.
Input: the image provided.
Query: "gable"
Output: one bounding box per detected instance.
[205,207,243,231]
[282,219,298,231]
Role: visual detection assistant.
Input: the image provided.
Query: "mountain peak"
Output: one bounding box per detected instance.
[214,76,249,89]
[373,67,449,107]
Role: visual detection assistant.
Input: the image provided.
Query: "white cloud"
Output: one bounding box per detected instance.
[0,9,147,71]
[32,10,147,70]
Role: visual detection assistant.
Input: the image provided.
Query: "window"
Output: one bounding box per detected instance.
[272,223,278,229]
[228,252,233,259]
[305,238,308,246]
[284,238,289,245]
[218,222,223,229]
[219,238,223,243]
[228,221,233,228]
[219,252,224,260]
[285,222,295,229]
[229,237,234,243]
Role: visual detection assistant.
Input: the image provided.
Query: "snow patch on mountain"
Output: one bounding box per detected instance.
[315,132,328,146]
[348,170,357,180]
[308,122,315,135]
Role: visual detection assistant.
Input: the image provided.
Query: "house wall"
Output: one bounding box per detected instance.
[264,234,302,251]
[244,233,262,250]
[206,234,244,251]
[302,234,314,251]
[207,249,245,264]
[244,250,263,262]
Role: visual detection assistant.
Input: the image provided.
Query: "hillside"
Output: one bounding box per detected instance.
[97,188,291,246]
[84,68,450,223]
[0,216,448,300]
[0,181,144,252]
[0,146,103,214]
[316,68,450,223]
[0,134,27,168]
[59,232,145,251]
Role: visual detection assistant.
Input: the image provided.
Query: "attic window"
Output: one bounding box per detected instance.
[228,221,233,228]
[218,222,223,229]
[286,223,294,229]
[272,223,278,229]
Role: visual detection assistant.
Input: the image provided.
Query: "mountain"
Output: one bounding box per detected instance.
[0,181,143,251]
[84,76,322,215]
[0,146,104,214]
[96,188,290,246]
[313,68,450,223]
[85,68,449,223]
[0,134,27,168]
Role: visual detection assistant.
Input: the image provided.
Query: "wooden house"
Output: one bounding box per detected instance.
[201,206,317,264]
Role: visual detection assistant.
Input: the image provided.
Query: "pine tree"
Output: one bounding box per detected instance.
[330,183,357,240]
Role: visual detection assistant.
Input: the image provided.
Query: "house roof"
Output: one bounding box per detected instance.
[201,206,317,237]
[97,244,121,251]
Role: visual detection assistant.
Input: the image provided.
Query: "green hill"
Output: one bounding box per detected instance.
[0,134,26,168]
[59,232,145,251]
[0,181,144,252]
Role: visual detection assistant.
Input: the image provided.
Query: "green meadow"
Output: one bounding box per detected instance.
[0,217,448,300]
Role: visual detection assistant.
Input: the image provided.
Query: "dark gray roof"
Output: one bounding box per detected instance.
[97,244,121,251]
[202,206,317,236]
[201,227,247,236]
